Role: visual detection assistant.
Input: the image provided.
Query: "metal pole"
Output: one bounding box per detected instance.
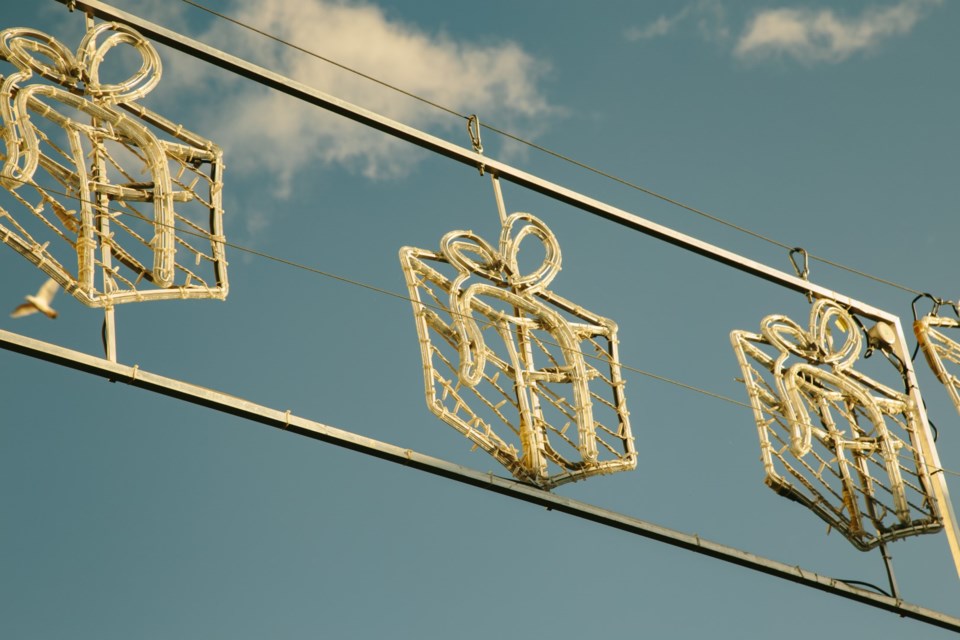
[890,316,960,581]
[3,327,960,632]
[879,542,901,601]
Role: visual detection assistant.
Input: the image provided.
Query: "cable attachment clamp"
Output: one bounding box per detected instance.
[466,114,485,176]
[911,292,943,323]
[789,247,812,302]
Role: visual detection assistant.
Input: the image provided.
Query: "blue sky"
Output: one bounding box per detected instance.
[2,0,960,638]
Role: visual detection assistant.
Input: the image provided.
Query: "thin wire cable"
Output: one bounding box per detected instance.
[2,177,749,409]
[17,180,960,474]
[176,0,464,120]
[173,0,926,298]
[230,234,760,408]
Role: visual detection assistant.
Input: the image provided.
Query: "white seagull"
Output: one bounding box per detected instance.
[11,278,60,319]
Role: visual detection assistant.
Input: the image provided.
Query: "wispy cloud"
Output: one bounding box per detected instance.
[625,1,940,65]
[624,1,729,43]
[156,0,552,198]
[734,0,943,63]
[625,8,691,41]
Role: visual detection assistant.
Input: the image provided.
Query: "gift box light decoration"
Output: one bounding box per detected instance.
[399,185,634,489]
[731,299,942,550]
[915,303,960,417]
[0,21,227,310]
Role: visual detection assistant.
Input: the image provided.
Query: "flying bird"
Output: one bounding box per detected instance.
[11,278,60,319]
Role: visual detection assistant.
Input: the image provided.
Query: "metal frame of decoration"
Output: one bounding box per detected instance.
[0,20,227,314]
[400,178,634,489]
[732,299,943,550]
[916,309,960,417]
[3,0,956,599]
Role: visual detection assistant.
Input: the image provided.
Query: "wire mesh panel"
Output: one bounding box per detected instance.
[0,22,227,307]
[731,300,942,550]
[400,212,635,489]
[916,314,960,416]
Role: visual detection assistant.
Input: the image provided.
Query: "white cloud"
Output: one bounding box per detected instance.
[735,0,942,63]
[160,0,553,197]
[625,2,731,43]
[625,8,691,41]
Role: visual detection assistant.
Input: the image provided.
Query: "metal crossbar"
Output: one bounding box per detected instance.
[2,326,960,633]
[40,0,960,593]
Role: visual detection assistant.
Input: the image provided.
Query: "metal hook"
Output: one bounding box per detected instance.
[911,293,942,323]
[789,247,809,280]
[466,114,485,176]
[789,247,812,302]
[910,292,945,363]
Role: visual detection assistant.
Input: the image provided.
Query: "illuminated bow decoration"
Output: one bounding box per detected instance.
[760,300,909,521]
[440,212,603,464]
[760,300,863,455]
[0,23,177,287]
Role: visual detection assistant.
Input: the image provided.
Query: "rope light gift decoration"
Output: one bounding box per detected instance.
[399,180,634,489]
[0,22,227,329]
[915,299,960,417]
[731,299,942,550]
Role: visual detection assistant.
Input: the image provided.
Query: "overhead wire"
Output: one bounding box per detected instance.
[0,175,750,409]
[22,184,960,474]
[10,1,951,416]
[17,174,960,525]
[174,0,926,298]
[175,0,463,120]
[19,4,960,606]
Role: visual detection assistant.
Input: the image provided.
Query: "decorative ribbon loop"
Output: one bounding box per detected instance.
[0,28,77,85]
[761,301,865,457]
[498,212,561,293]
[439,230,499,282]
[760,314,818,361]
[441,212,567,387]
[76,22,161,104]
[809,299,860,368]
[0,24,175,288]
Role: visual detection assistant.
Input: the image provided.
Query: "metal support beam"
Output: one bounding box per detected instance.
[55,0,890,319]
[53,0,960,583]
[3,327,960,633]
[34,0,960,604]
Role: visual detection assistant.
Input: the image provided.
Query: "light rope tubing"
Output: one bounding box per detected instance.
[174,0,925,298]
[6,2,950,476]
[28,186,960,482]
[20,3,951,441]
[2,176,750,410]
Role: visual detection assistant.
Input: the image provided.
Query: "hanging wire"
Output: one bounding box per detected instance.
[1,176,749,409]
[172,0,928,299]
[21,1,951,429]
[912,293,943,362]
[837,579,893,598]
[176,0,465,119]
